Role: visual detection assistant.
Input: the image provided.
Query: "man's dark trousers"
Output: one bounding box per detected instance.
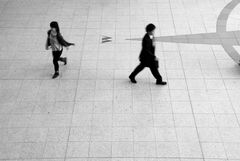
[130,62,162,82]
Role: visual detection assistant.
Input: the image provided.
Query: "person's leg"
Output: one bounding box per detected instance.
[59,57,64,62]
[149,65,166,85]
[52,51,60,72]
[52,51,61,78]
[57,49,67,65]
[59,57,67,65]
[129,63,145,83]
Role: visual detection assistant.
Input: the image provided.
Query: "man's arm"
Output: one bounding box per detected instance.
[142,37,156,58]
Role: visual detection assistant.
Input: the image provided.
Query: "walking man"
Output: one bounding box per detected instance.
[129,23,167,85]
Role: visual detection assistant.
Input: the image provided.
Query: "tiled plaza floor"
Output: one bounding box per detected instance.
[1,0,240,161]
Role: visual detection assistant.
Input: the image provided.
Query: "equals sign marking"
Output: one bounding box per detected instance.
[101,35,112,43]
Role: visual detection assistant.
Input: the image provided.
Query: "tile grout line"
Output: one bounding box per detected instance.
[156,0,180,159]
[63,2,89,160]
[169,0,206,160]
[88,1,104,159]
[26,0,54,158]
[111,0,120,159]
[206,0,240,160]
[129,0,136,159]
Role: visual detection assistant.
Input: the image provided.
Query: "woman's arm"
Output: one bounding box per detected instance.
[58,34,75,47]
[45,30,51,50]
[45,38,49,50]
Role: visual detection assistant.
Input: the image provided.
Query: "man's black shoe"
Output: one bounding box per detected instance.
[156,80,167,85]
[52,72,59,79]
[129,76,137,83]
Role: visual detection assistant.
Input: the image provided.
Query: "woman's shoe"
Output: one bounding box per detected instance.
[64,57,67,65]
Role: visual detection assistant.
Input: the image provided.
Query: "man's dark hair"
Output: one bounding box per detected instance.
[50,21,60,34]
[145,23,156,32]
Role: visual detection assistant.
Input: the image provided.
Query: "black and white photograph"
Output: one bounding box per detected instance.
[0,0,240,160]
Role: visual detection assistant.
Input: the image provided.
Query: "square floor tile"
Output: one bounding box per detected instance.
[69,127,91,142]
[202,143,227,159]
[134,142,157,157]
[43,142,67,158]
[112,142,134,157]
[112,127,133,141]
[198,128,222,142]
[224,143,240,159]
[178,142,203,158]
[66,142,89,157]
[89,142,111,157]
[176,127,199,142]
[156,142,180,157]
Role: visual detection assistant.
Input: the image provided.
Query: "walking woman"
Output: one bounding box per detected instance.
[129,23,167,85]
[45,21,75,79]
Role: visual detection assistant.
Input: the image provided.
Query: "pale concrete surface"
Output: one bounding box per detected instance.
[0,0,240,161]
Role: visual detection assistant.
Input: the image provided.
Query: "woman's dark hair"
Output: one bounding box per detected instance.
[146,23,156,32]
[50,21,60,33]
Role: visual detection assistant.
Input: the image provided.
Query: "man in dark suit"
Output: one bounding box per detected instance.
[129,24,167,85]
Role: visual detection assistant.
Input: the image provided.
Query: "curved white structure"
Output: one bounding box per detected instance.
[127,0,240,65]
[216,0,240,64]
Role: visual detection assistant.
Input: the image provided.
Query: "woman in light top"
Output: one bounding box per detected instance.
[46,21,75,79]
